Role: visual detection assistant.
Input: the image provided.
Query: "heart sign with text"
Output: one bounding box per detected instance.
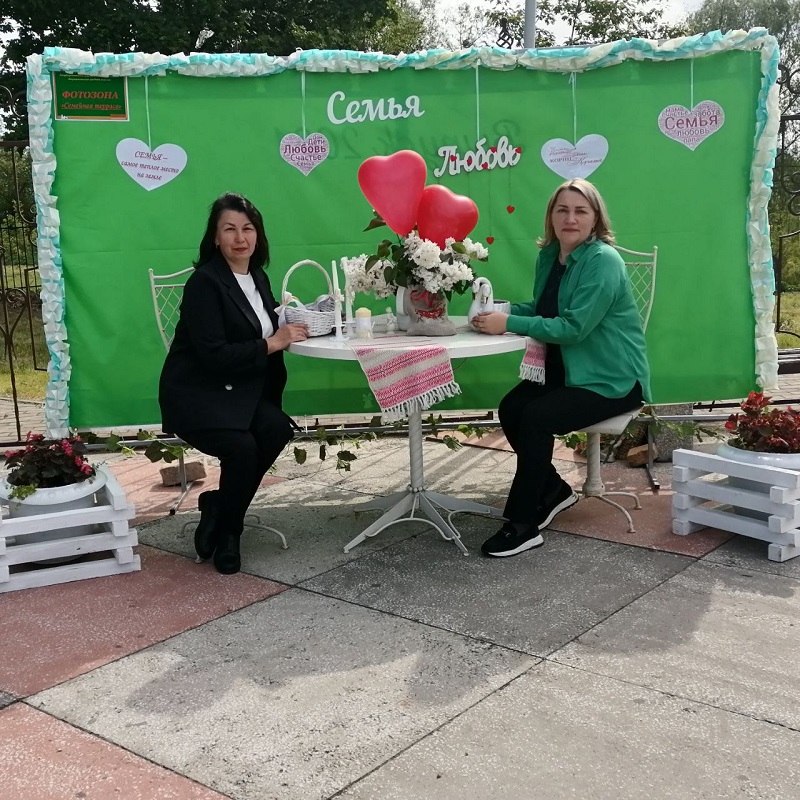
[657,101,725,150]
[416,185,479,249]
[116,139,187,191]
[357,150,427,236]
[279,133,330,175]
[540,135,608,180]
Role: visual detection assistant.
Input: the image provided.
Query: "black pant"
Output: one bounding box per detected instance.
[499,381,643,525]
[177,399,294,536]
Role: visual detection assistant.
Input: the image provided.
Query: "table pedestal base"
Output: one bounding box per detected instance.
[342,412,506,556]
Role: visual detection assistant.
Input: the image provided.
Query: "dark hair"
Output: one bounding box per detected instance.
[194,192,270,270]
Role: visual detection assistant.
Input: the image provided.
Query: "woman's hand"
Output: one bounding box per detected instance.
[267,323,309,353]
[473,311,508,335]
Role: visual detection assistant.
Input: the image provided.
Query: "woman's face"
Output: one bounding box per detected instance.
[551,189,597,255]
[215,209,257,272]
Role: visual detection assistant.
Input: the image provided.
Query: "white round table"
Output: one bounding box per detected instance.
[288,317,526,555]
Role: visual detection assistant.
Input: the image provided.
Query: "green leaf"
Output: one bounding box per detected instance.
[365,254,380,270]
[105,433,122,451]
[293,447,307,465]
[144,441,166,463]
[450,241,467,254]
[441,435,463,451]
[364,217,387,232]
[136,429,152,441]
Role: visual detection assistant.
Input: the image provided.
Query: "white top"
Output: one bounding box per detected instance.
[288,317,526,361]
[234,272,274,339]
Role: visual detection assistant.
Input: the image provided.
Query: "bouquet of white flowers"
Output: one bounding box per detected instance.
[342,214,489,300]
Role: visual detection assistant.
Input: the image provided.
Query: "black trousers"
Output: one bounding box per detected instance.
[499,381,643,525]
[176,399,294,536]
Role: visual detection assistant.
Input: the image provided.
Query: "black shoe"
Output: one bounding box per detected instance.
[481,522,544,558]
[537,482,579,530]
[213,532,241,575]
[194,490,219,561]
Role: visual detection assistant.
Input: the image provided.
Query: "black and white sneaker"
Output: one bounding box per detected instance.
[481,522,544,558]
[537,482,579,530]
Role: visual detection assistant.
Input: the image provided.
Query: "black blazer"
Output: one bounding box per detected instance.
[159,253,287,433]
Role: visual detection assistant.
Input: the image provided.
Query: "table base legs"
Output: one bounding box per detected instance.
[344,490,505,556]
[342,410,505,556]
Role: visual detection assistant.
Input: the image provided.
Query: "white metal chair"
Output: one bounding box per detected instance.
[148,268,288,550]
[575,245,658,532]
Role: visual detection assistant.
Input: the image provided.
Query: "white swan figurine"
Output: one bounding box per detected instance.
[468,277,494,325]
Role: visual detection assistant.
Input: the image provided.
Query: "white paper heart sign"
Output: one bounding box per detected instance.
[540,135,608,180]
[280,133,330,175]
[116,138,188,191]
[658,101,725,150]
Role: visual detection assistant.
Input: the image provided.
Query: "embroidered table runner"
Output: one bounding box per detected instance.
[351,336,461,422]
[520,338,546,383]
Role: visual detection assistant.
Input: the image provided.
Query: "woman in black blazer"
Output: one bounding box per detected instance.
[159,193,308,574]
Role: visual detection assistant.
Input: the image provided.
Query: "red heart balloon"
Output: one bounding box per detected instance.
[416,185,479,248]
[357,150,427,236]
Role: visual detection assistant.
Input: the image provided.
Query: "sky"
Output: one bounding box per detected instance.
[439,0,705,42]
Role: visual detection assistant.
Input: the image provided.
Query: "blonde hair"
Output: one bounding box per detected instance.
[537,179,615,249]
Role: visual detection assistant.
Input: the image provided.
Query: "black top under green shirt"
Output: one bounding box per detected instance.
[535,254,567,387]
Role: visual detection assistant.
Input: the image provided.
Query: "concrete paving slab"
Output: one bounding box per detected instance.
[139,482,422,584]
[0,691,15,709]
[271,436,410,490]
[551,486,733,557]
[274,437,518,506]
[303,521,693,656]
[0,703,228,800]
[702,534,800,579]
[28,589,536,800]
[338,660,800,800]
[554,561,800,728]
[0,545,285,697]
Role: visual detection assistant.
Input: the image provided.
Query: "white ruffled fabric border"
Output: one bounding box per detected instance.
[27,29,780,435]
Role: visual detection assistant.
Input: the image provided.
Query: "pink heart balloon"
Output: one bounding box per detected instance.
[357,151,427,236]
[416,185,479,248]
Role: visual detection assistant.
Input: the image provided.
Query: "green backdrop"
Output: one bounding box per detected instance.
[44,46,766,428]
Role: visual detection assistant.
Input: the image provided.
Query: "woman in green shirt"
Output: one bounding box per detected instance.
[473,178,650,558]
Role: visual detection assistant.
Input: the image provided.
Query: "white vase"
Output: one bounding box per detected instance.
[716,443,800,520]
[0,472,108,563]
[395,286,410,331]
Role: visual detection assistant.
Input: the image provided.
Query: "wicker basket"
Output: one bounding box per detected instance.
[280,260,337,337]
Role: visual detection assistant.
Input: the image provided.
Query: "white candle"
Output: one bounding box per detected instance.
[331,260,344,339]
[354,307,372,339]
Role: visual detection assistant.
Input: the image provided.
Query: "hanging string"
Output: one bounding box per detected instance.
[475,65,481,143]
[690,57,694,108]
[570,72,577,143]
[301,71,307,138]
[144,75,152,150]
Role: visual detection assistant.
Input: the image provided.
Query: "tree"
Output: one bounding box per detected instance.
[0,1,405,78]
[684,1,800,289]
[483,0,686,48]
[684,0,799,116]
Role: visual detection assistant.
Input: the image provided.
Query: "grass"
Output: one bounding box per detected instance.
[0,301,50,400]
[776,291,800,349]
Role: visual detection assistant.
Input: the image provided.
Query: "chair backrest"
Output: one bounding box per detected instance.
[613,245,657,332]
[148,267,194,350]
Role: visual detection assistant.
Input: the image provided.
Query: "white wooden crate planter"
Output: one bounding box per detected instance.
[672,449,800,562]
[0,466,139,592]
